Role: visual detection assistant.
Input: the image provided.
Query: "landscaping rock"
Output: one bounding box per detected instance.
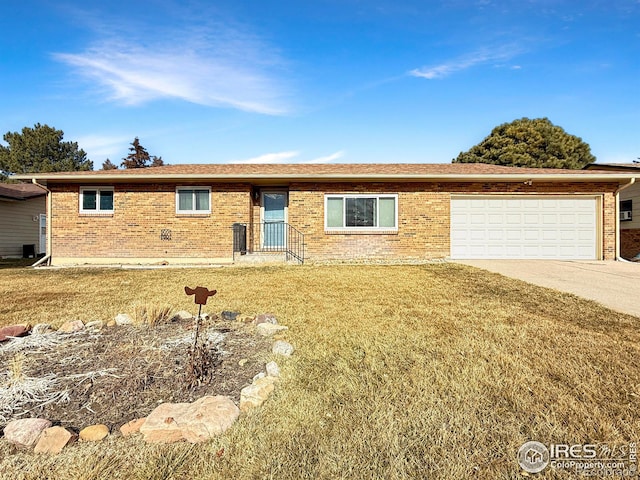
[31,323,52,334]
[106,320,117,327]
[58,320,84,333]
[120,418,146,437]
[115,313,133,326]
[3,418,52,448]
[240,377,276,412]
[256,323,288,336]
[266,361,280,378]
[172,310,193,321]
[238,315,255,323]
[254,313,278,325]
[272,340,294,357]
[34,426,77,454]
[221,311,239,321]
[79,424,109,442]
[238,358,248,367]
[85,320,104,330]
[253,372,266,382]
[140,395,239,444]
[0,324,31,342]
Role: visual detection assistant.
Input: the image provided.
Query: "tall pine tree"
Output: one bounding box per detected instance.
[121,137,164,168]
[0,123,93,179]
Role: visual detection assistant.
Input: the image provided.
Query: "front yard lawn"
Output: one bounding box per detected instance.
[0,263,638,479]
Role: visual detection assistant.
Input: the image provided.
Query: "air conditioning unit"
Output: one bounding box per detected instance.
[621,210,632,221]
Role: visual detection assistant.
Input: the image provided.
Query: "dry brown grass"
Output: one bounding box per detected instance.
[131,302,175,326]
[0,263,639,479]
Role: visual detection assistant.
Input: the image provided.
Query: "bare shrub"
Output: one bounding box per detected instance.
[132,303,174,327]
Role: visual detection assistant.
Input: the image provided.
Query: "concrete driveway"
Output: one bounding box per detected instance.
[453,260,640,318]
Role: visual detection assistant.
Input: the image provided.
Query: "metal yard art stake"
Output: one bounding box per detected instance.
[184,286,217,345]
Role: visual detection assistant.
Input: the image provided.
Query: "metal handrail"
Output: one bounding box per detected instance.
[232,222,305,264]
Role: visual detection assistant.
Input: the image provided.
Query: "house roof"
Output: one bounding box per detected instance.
[0,183,47,201]
[12,163,638,185]
[584,163,640,172]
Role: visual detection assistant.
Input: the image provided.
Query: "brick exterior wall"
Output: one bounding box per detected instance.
[48,180,619,263]
[288,181,618,261]
[49,183,251,261]
[620,229,640,260]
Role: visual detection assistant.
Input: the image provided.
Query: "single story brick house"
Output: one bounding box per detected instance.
[15,163,637,266]
[584,163,640,260]
[0,183,46,258]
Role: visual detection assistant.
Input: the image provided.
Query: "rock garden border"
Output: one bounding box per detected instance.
[0,311,294,454]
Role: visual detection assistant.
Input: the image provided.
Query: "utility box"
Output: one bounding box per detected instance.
[232,223,247,255]
[23,244,36,258]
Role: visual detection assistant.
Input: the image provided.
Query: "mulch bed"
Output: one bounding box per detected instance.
[0,316,271,432]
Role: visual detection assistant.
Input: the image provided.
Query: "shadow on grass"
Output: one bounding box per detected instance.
[0,258,38,269]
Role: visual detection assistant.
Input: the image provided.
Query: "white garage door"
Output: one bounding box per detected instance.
[450,196,598,259]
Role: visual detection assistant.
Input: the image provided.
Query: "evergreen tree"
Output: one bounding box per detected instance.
[0,123,93,179]
[101,158,118,170]
[453,117,596,169]
[121,137,164,168]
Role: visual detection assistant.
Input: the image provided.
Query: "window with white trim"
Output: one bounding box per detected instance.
[176,187,211,214]
[325,194,398,230]
[80,187,114,214]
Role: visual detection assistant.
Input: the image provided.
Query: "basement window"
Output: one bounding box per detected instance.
[325,194,398,231]
[80,187,114,214]
[176,187,211,214]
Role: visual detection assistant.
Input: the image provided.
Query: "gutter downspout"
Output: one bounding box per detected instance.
[31,179,51,267]
[614,178,636,261]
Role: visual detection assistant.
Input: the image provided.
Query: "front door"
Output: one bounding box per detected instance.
[261,191,288,249]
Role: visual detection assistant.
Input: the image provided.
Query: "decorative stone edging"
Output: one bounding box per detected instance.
[1,312,295,453]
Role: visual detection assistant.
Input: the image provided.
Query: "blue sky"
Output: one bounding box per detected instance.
[1,0,639,167]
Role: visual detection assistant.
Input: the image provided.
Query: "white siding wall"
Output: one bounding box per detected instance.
[620,183,640,230]
[0,197,46,257]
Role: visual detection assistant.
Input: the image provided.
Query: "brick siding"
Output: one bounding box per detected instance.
[49,183,251,260]
[48,180,619,263]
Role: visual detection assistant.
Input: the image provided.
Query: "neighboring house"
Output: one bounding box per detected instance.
[0,183,47,258]
[14,164,637,266]
[585,163,640,259]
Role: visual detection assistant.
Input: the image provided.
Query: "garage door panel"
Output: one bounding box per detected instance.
[451,196,597,260]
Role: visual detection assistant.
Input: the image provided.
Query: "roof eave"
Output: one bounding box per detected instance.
[13,172,638,184]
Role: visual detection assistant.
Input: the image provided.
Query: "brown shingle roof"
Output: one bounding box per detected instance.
[0,183,47,200]
[12,163,637,184]
[15,162,632,176]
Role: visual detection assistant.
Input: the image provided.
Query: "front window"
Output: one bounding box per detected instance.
[325,194,397,230]
[80,187,114,214]
[176,187,211,214]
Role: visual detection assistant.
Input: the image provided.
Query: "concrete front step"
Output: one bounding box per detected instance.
[233,252,288,264]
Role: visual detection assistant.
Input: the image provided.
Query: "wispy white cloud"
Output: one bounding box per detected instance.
[75,133,132,159]
[231,151,301,164]
[229,149,345,164]
[409,45,523,79]
[303,150,345,164]
[53,17,291,115]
